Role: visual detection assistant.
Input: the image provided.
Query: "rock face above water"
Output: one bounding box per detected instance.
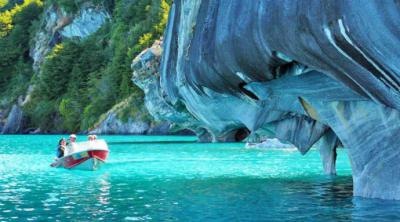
[91,41,195,136]
[89,95,173,135]
[1,104,24,134]
[131,40,201,138]
[30,3,109,71]
[153,0,400,199]
[89,111,150,135]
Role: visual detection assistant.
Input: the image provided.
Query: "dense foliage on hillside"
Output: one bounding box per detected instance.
[0,0,170,133]
[0,0,43,105]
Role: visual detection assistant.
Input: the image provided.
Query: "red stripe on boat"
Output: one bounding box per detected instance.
[63,150,109,169]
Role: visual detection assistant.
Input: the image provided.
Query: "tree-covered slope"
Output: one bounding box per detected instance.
[0,0,170,133]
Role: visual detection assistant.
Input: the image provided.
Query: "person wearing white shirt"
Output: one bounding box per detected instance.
[65,134,77,155]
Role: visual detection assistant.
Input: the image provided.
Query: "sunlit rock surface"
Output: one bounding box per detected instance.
[89,110,150,135]
[89,95,173,135]
[60,7,109,38]
[154,0,400,199]
[30,4,109,71]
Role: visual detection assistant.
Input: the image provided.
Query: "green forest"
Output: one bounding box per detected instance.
[0,0,170,133]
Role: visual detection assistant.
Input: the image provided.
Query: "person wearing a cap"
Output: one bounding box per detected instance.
[69,134,77,144]
[65,134,77,155]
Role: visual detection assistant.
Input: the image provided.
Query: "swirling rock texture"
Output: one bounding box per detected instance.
[131,40,211,140]
[93,40,196,135]
[156,0,400,199]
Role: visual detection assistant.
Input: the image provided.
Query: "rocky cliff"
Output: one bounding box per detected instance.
[130,40,201,138]
[150,0,400,199]
[30,3,109,71]
[0,0,173,134]
[0,1,110,133]
[90,39,192,135]
[89,93,173,135]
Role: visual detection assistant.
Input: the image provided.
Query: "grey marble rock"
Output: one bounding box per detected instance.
[89,94,173,135]
[131,40,206,138]
[60,7,109,38]
[30,3,109,72]
[89,111,150,135]
[2,105,24,134]
[154,0,400,199]
[318,129,339,175]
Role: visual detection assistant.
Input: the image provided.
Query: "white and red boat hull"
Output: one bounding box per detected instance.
[61,150,108,170]
[51,140,109,170]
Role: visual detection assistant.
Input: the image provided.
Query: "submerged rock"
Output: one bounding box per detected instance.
[245,139,294,149]
[155,0,400,199]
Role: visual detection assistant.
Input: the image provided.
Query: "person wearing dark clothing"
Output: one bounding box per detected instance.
[56,138,67,158]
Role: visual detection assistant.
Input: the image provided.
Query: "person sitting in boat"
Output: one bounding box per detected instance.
[56,138,66,158]
[88,134,98,142]
[68,134,77,144]
[65,134,77,155]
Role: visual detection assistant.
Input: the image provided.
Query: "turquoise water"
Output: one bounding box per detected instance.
[0,135,399,221]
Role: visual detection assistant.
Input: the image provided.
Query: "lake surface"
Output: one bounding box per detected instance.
[0,135,399,221]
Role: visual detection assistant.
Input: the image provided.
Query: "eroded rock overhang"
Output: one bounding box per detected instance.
[147,0,400,199]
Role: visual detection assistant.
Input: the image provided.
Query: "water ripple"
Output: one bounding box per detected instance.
[0,135,397,221]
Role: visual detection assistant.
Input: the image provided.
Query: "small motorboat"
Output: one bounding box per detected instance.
[51,139,109,170]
